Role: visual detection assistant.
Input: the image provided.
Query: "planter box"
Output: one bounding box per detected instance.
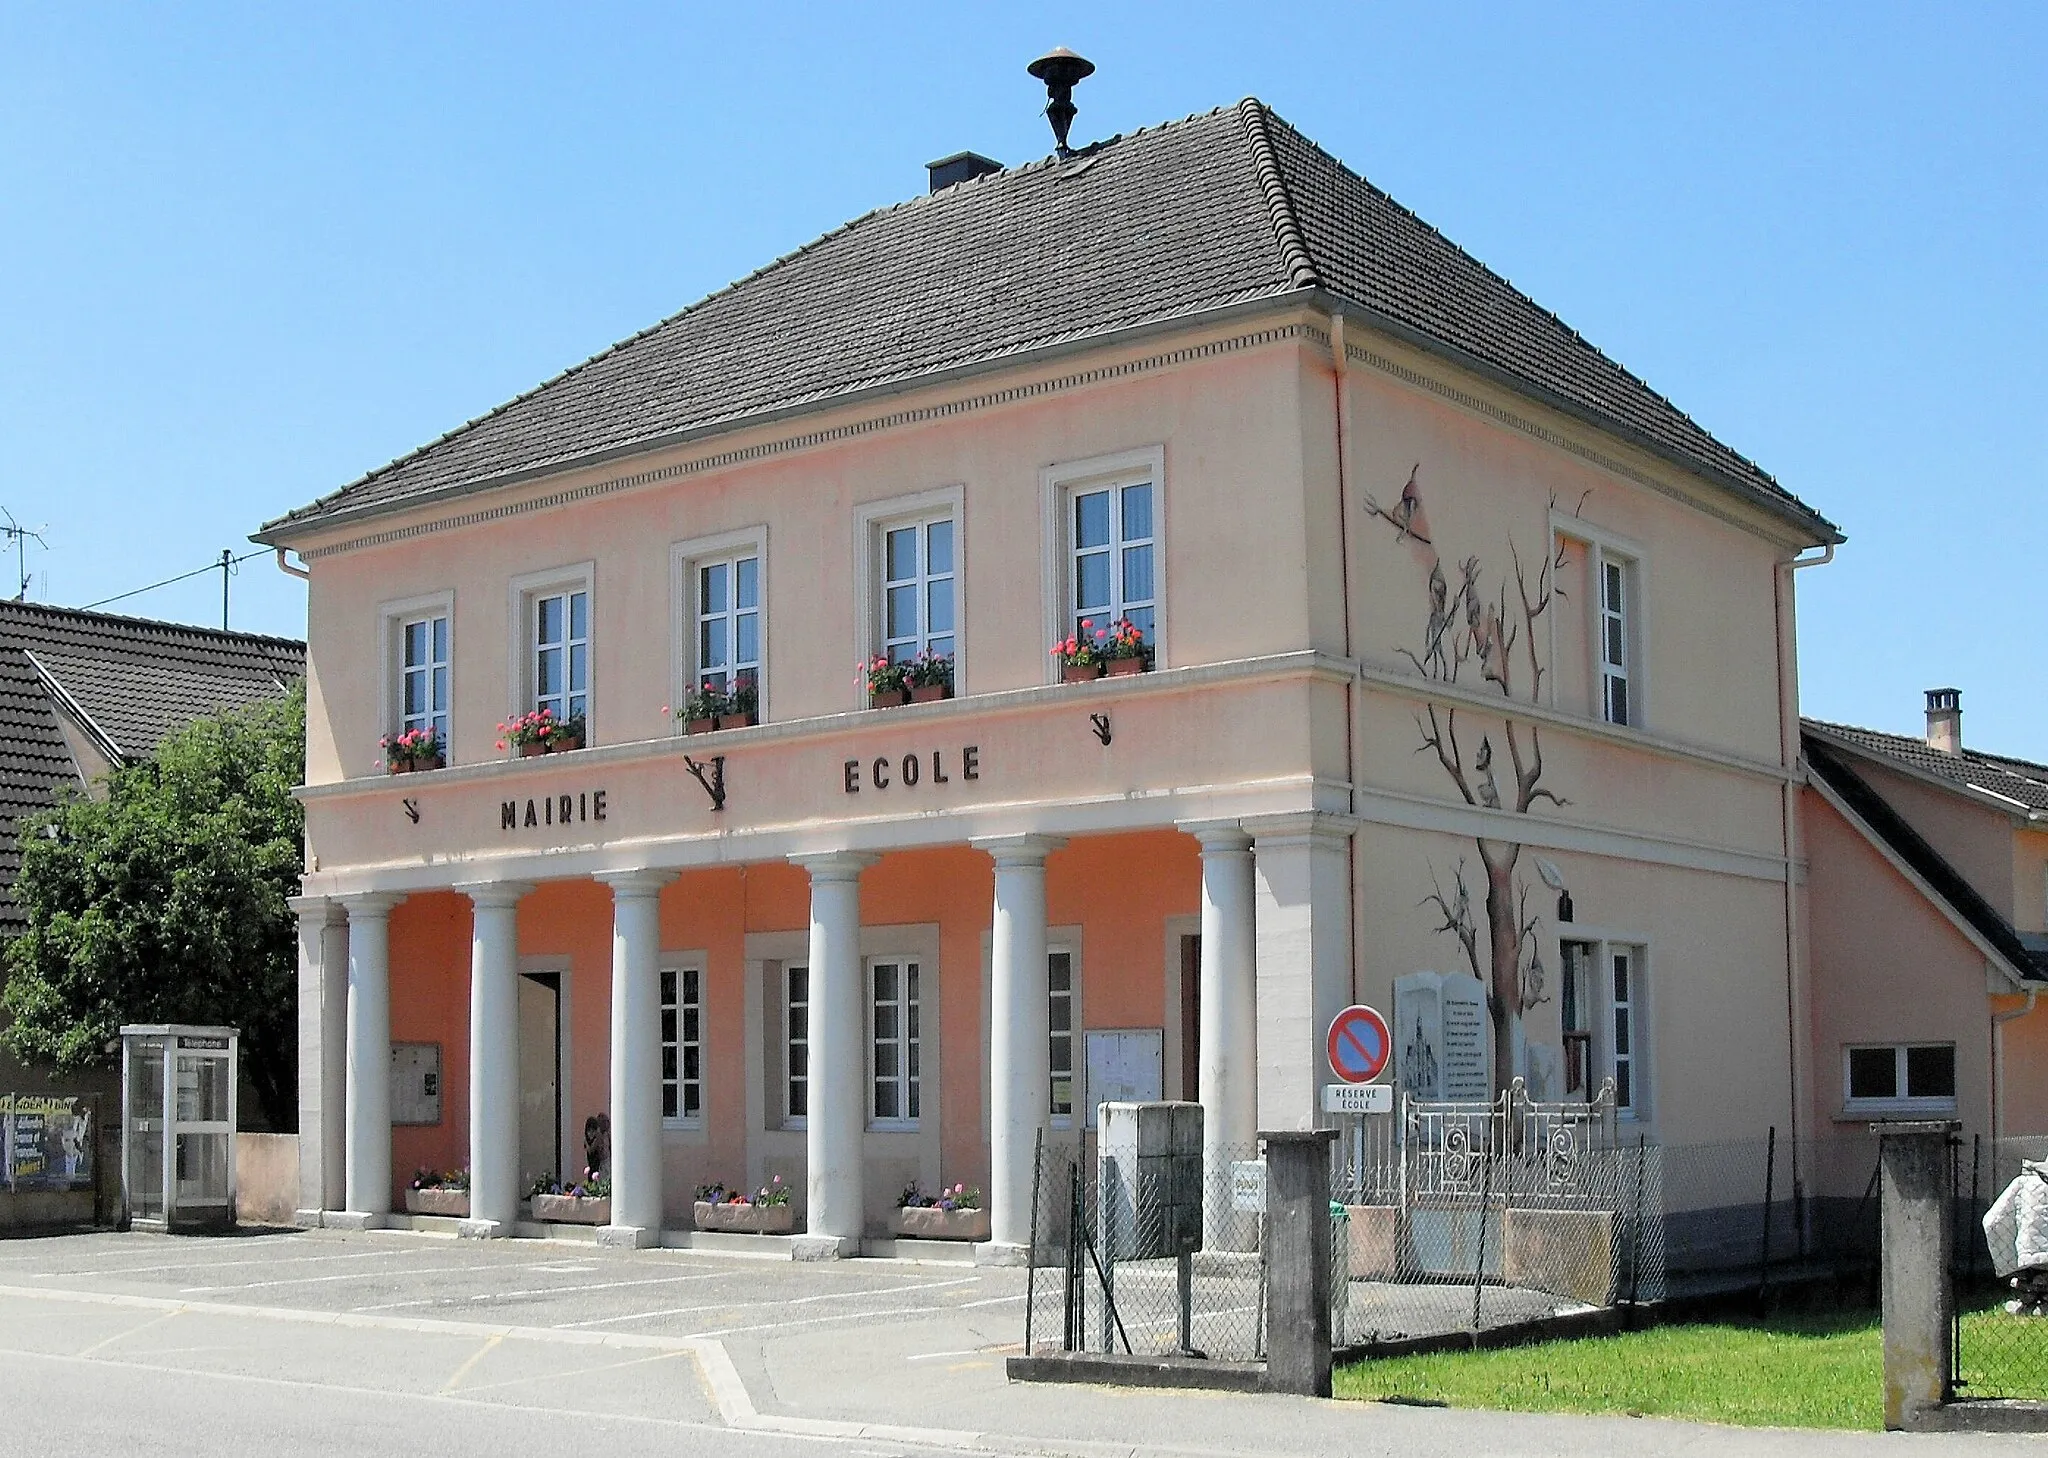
[890,1205,991,1242]
[908,684,951,704]
[517,741,547,758]
[869,688,911,708]
[404,1187,469,1218]
[551,734,584,753]
[1503,1207,1614,1306]
[387,753,446,775]
[684,716,716,735]
[693,1200,795,1235]
[1105,657,1147,677]
[1060,663,1105,684]
[1344,1205,1397,1280]
[529,1193,610,1225]
[716,710,758,730]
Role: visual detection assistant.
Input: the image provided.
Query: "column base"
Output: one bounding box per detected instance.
[457,1218,510,1240]
[324,1210,387,1232]
[597,1223,658,1250]
[972,1240,1031,1268]
[791,1234,860,1261]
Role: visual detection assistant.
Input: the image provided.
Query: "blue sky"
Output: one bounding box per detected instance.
[3,4,2041,751]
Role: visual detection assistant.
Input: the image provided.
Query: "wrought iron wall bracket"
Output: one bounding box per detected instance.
[1089,713,1112,746]
[683,754,727,812]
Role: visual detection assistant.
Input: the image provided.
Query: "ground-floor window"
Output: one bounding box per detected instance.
[1049,949,1076,1124]
[784,964,809,1123]
[1560,937,1647,1117]
[660,966,701,1124]
[870,959,921,1126]
[1844,1042,1956,1114]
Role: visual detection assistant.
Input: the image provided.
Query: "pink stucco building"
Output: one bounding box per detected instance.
[258,98,1916,1258]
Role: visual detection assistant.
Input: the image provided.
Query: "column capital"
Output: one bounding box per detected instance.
[455,881,535,911]
[595,868,676,899]
[337,892,401,919]
[288,895,346,926]
[971,833,1065,868]
[1241,810,1356,849]
[1179,819,1253,854]
[790,851,878,883]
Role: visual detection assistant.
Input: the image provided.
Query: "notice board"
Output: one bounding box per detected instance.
[1083,1028,1163,1130]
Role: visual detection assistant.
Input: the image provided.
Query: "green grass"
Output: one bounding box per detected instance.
[1335,1308,1885,1430]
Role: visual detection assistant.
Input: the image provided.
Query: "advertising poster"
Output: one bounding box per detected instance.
[1,1094,94,1191]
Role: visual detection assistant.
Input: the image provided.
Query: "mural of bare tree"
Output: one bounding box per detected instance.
[1365,465,1581,1094]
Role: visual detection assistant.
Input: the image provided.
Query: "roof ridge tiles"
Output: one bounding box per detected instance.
[1236,99,1322,292]
[0,598,305,651]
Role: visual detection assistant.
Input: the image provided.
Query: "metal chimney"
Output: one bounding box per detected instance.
[1027,47,1095,157]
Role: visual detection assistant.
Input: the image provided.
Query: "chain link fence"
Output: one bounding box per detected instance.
[1955,1134,2048,1402]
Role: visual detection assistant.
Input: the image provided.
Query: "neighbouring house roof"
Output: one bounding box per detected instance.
[259,99,1837,546]
[0,600,304,935]
[1803,731,2048,984]
[1803,718,2048,817]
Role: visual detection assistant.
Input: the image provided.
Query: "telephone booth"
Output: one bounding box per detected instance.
[119,1024,238,1232]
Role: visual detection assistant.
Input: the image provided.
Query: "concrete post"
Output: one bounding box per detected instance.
[598,870,674,1248]
[793,853,873,1258]
[459,883,530,1237]
[976,834,1062,1262]
[1262,1129,1338,1397]
[290,896,346,1224]
[1877,1121,1956,1430]
[1248,814,1354,1131]
[338,893,399,1228]
[1191,824,1257,1248]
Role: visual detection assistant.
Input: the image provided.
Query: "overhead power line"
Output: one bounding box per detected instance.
[82,547,270,628]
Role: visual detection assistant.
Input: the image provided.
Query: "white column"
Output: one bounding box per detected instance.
[792,852,873,1257]
[976,834,1064,1260]
[1249,814,1355,1131]
[597,869,675,1248]
[459,882,530,1237]
[340,893,398,1226]
[1191,824,1258,1243]
[291,896,347,1224]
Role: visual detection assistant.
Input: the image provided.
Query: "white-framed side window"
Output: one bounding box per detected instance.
[671,528,767,718]
[1551,514,1646,730]
[853,488,964,694]
[660,964,703,1126]
[1049,946,1078,1127]
[1843,1043,1957,1116]
[508,563,594,732]
[783,962,809,1128]
[379,590,454,758]
[869,957,922,1128]
[1041,446,1166,675]
[1559,935,1649,1119]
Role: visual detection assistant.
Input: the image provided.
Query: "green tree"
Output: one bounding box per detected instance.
[3,683,304,1128]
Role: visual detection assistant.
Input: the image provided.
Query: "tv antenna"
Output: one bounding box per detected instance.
[0,509,48,600]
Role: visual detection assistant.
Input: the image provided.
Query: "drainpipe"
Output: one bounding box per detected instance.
[273,547,310,581]
[1992,986,2039,1148]
[1329,311,1360,1004]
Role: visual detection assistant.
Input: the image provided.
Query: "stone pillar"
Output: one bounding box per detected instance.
[793,853,873,1258]
[1262,1128,1338,1398]
[1249,814,1354,1131]
[598,870,674,1248]
[291,896,347,1224]
[1191,824,1258,1246]
[339,893,398,1227]
[976,834,1063,1261]
[1878,1121,1956,1430]
[459,882,530,1237]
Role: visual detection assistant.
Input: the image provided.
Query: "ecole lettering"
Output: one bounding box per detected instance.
[844,745,979,793]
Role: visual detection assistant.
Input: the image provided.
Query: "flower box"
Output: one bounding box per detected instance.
[387,753,447,774]
[890,1206,990,1241]
[685,716,717,736]
[404,1187,469,1217]
[1061,663,1105,684]
[716,710,758,730]
[519,740,548,758]
[909,684,951,704]
[870,688,911,709]
[551,733,584,753]
[1105,657,1147,677]
[529,1193,610,1225]
[693,1200,795,1235]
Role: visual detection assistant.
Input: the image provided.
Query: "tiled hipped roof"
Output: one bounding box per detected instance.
[0,601,305,935]
[261,101,1836,544]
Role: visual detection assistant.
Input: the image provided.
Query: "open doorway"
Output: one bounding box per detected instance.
[518,971,562,1187]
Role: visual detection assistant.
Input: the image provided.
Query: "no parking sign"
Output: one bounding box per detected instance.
[1326,1004,1391,1084]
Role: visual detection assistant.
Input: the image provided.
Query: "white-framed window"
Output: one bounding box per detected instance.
[660,965,702,1124]
[672,529,767,717]
[1049,948,1077,1126]
[881,517,955,665]
[784,963,809,1125]
[853,489,963,693]
[1042,447,1166,675]
[869,958,922,1127]
[510,564,594,730]
[1598,551,1633,727]
[1843,1043,1957,1114]
[1559,937,1647,1118]
[380,591,455,759]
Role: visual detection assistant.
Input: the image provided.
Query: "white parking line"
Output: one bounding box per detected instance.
[179,1257,653,1294]
[554,1275,980,1331]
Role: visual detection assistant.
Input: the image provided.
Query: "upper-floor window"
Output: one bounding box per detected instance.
[882,516,954,665]
[697,552,760,698]
[1070,480,1154,648]
[512,563,594,732]
[870,957,921,1126]
[1599,552,1633,727]
[660,964,702,1124]
[399,614,450,744]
